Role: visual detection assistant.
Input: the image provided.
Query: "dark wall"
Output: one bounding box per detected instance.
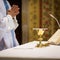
[8,0,22,44]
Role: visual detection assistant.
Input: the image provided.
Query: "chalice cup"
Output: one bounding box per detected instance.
[33,28,48,47]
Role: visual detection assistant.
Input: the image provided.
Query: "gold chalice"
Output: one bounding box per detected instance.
[33,28,49,47]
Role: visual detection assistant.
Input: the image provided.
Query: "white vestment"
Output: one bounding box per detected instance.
[0,0,19,51]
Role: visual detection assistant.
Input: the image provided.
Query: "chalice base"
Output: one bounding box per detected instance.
[36,42,50,48]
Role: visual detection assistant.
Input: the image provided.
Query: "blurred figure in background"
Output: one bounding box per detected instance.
[0,0,20,51]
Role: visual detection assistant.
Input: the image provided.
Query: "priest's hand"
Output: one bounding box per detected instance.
[7,5,20,18]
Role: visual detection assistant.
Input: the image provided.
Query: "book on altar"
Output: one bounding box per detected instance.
[48,29,60,45]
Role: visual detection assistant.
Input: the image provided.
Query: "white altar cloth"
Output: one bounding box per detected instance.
[0,41,60,60]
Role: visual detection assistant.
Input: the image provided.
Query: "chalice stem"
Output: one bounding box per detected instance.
[39,40,41,44]
[38,35,43,47]
[39,40,42,47]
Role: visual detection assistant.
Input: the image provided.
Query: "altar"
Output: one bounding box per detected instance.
[0,41,60,60]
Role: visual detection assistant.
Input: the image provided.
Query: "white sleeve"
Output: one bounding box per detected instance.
[0,13,6,40]
[0,13,15,40]
[13,17,19,30]
[5,15,19,30]
[3,14,16,31]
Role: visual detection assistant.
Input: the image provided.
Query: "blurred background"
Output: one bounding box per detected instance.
[8,0,60,44]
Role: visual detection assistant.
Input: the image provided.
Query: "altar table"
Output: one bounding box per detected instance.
[0,41,60,60]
